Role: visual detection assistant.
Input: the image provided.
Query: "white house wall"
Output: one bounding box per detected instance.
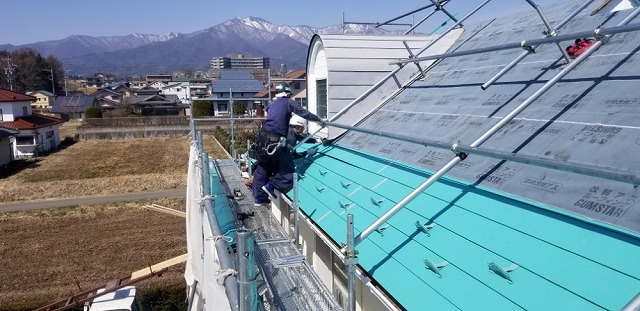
[0,101,32,122]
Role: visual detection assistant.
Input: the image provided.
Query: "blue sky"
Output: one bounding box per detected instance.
[2,0,560,45]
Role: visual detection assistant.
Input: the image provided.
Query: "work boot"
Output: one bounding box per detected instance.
[262,183,277,200]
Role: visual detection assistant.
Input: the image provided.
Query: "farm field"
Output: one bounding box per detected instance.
[0,134,227,310]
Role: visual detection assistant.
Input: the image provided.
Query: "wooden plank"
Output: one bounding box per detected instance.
[130,254,187,280]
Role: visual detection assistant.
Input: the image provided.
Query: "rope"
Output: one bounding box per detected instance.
[206,235,233,243]
[196,195,216,204]
[215,269,237,285]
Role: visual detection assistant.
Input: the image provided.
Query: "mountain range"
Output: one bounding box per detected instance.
[0,17,394,76]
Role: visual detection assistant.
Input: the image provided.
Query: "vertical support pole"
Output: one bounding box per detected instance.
[293,173,300,242]
[525,0,572,62]
[229,88,237,161]
[186,280,198,311]
[202,152,211,197]
[247,140,253,176]
[197,131,204,154]
[345,214,357,311]
[237,229,257,311]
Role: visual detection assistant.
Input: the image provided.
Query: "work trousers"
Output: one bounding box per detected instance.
[252,147,295,203]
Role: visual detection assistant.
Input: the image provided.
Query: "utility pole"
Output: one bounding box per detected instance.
[3,57,15,91]
[64,70,71,96]
[42,66,55,95]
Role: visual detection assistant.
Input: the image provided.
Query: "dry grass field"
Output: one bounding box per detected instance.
[0,133,228,310]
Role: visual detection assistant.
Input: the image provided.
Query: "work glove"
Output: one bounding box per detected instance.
[306,148,317,156]
[318,119,327,127]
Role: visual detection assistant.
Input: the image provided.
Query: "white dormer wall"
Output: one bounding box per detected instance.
[162,82,190,104]
[0,101,33,122]
[306,31,463,139]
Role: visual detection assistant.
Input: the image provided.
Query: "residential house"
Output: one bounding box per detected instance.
[0,88,63,158]
[145,74,171,85]
[172,77,212,99]
[28,90,55,111]
[161,82,190,105]
[149,80,168,90]
[51,96,100,120]
[206,70,264,117]
[0,126,18,166]
[134,85,161,96]
[124,94,183,116]
[255,69,307,107]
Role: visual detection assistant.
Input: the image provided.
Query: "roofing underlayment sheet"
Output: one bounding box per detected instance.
[337,0,640,234]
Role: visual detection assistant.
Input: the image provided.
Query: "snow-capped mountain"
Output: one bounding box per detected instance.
[0,17,400,75]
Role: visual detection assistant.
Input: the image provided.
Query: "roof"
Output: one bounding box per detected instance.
[126,94,180,106]
[0,127,18,137]
[290,1,640,310]
[51,96,97,113]
[212,79,264,94]
[88,286,135,311]
[0,113,63,130]
[255,69,307,98]
[219,70,253,80]
[30,90,54,97]
[0,88,36,102]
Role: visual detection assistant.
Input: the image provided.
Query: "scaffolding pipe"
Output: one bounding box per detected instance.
[199,151,240,310]
[621,291,640,311]
[346,214,357,311]
[309,0,493,136]
[193,117,266,122]
[405,9,439,35]
[203,198,240,310]
[377,3,436,27]
[293,172,300,241]
[325,121,640,185]
[229,89,237,160]
[355,6,640,246]
[482,0,595,90]
[474,6,640,147]
[429,0,460,25]
[393,22,640,66]
[237,229,258,311]
[526,0,572,62]
[294,0,493,151]
[186,280,198,311]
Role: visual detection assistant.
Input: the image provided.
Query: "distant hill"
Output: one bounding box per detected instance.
[1,17,397,76]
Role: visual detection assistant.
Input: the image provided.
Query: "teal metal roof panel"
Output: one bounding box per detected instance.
[289,143,640,310]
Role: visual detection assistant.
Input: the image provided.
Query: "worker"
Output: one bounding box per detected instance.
[244,114,317,187]
[252,82,322,206]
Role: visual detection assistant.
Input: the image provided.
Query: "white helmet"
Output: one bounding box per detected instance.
[289,114,307,128]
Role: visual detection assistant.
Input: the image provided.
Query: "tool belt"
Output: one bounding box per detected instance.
[249,130,285,163]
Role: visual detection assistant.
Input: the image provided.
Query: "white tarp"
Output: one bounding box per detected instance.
[184,143,231,311]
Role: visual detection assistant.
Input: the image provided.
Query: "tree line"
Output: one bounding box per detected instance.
[0,48,64,94]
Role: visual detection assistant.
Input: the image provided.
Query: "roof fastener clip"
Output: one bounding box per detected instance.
[424,259,448,278]
[488,262,518,284]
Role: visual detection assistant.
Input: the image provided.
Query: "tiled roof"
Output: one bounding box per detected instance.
[0,113,63,130]
[0,127,18,137]
[255,70,307,98]
[51,96,97,113]
[0,88,36,102]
